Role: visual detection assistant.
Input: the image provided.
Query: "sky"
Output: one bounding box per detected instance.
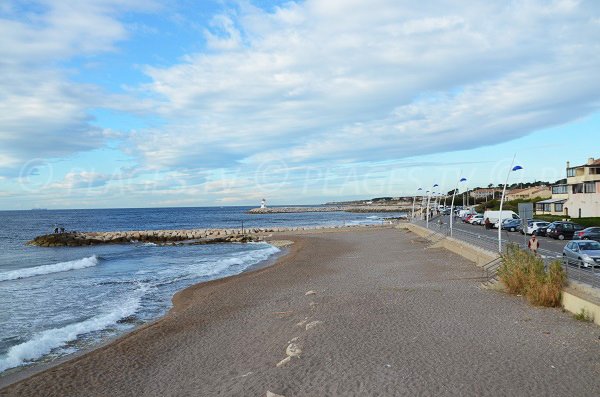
[0,0,599,209]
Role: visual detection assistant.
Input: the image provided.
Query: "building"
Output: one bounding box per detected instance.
[469,188,501,200]
[505,186,551,201]
[535,181,568,216]
[564,157,600,218]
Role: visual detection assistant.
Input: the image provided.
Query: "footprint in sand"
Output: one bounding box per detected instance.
[305,320,323,330]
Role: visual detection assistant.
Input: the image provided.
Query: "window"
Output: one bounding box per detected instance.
[544,204,551,212]
[590,167,600,175]
[552,185,568,194]
[567,168,576,177]
[554,203,563,212]
[584,182,596,193]
[573,184,583,194]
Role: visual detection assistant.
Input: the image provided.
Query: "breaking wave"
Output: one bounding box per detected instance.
[0,256,99,282]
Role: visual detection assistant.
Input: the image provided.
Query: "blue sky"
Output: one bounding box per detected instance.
[1,0,599,209]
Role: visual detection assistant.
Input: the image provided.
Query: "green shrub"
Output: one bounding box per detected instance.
[535,215,600,228]
[573,308,593,322]
[497,244,566,307]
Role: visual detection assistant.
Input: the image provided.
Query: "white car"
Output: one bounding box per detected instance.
[469,214,484,225]
[525,221,550,235]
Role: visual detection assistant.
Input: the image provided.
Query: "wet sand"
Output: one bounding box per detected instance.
[2,227,600,396]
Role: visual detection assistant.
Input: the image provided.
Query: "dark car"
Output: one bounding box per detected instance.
[535,224,550,237]
[501,219,521,232]
[546,221,584,240]
[574,227,600,242]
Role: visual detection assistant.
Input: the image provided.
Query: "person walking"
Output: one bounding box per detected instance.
[528,234,540,255]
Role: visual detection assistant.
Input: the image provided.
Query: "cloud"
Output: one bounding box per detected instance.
[133,0,600,172]
[0,0,158,176]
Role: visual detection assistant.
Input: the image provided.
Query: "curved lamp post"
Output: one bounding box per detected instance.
[425,184,439,229]
[498,158,523,252]
[450,177,467,237]
[420,191,429,220]
[411,188,423,219]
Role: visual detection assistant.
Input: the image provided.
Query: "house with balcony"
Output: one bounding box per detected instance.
[535,180,568,216]
[563,157,600,218]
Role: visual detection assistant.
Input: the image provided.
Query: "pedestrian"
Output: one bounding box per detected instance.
[528,235,539,255]
[484,218,491,230]
[54,227,58,234]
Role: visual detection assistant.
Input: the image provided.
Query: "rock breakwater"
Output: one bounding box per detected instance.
[27,224,388,247]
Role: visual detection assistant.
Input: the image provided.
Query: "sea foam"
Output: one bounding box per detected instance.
[0,285,144,373]
[0,256,99,282]
[195,244,280,278]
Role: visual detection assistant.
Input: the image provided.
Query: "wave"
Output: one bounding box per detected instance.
[0,285,145,373]
[194,244,280,278]
[0,256,100,282]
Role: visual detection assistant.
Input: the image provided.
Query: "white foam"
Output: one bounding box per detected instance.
[0,256,99,282]
[195,244,280,278]
[0,286,144,373]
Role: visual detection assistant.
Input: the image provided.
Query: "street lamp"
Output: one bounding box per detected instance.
[450,177,467,237]
[426,184,439,229]
[411,188,423,219]
[420,191,429,220]
[498,157,523,252]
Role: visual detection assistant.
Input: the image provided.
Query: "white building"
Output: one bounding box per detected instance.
[564,157,600,218]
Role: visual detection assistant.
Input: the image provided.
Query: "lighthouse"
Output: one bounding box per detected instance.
[261,198,266,209]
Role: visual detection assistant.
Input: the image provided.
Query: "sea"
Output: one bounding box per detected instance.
[0,206,404,375]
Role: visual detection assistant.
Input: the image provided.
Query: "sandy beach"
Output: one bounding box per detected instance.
[2,227,600,396]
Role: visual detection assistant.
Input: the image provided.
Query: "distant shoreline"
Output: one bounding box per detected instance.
[247,205,410,214]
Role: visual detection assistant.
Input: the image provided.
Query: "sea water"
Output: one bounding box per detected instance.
[0,206,404,374]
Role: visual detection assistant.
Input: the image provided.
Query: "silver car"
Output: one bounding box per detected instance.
[563,240,600,268]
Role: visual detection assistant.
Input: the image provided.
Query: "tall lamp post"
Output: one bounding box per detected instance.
[498,157,523,252]
[420,191,429,220]
[411,188,423,219]
[450,177,467,237]
[425,184,439,229]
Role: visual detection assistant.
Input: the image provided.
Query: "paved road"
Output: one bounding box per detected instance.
[445,216,566,256]
[413,215,600,288]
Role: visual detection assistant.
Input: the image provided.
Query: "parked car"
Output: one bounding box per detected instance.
[546,221,584,240]
[463,214,475,223]
[574,227,600,242]
[525,221,550,236]
[483,210,520,225]
[501,219,521,232]
[563,240,600,268]
[468,214,484,225]
[534,223,550,237]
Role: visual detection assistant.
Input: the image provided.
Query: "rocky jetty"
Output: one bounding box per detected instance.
[27,224,389,247]
[28,230,258,247]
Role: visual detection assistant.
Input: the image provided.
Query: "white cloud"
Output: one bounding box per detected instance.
[0,0,157,176]
[133,0,600,172]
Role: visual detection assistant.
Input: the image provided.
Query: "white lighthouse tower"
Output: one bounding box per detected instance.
[261,198,266,209]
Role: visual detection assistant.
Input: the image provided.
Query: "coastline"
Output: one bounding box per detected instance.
[3,225,599,396]
[0,237,300,390]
